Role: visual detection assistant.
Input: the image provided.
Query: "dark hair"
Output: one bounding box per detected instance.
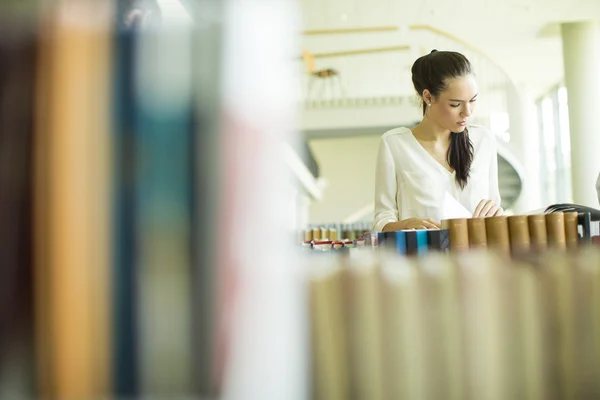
[411,50,474,189]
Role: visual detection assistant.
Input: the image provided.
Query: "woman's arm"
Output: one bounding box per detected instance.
[373,138,400,231]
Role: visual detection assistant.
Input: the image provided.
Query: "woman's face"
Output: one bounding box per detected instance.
[427,75,478,133]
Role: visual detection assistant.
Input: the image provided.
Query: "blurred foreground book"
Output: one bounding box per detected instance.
[307,247,600,400]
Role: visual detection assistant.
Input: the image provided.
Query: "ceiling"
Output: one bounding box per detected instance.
[299,0,600,98]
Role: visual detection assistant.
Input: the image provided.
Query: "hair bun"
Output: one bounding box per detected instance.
[430,49,438,54]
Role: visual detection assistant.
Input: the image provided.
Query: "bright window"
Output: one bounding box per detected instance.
[536,85,572,205]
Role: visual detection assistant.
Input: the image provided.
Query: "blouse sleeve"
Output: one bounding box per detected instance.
[489,135,502,207]
[373,137,400,231]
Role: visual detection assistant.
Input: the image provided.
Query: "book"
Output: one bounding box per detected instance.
[380,257,421,399]
[528,215,548,252]
[111,19,139,397]
[415,230,429,255]
[395,231,407,255]
[455,252,510,400]
[134,21,194,395]
[485,216,511,257]
[343,254,385,400]
[0,19,37,399]
[508,216,531,256]
[512,262,545,399]
[546,213,567,250]
[467,218,487,249]
[571,248,600,396]
[536,251,577,399]
[382,231,398,251]
[35,2,114,397]
[563,212,579,250]
[416,254,464,400]
[404,230,418,256]
[427,229,450,252]
[309,264,349,400]
[441,218,469,252]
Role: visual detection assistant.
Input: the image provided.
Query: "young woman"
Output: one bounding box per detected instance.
[373,50,503,231]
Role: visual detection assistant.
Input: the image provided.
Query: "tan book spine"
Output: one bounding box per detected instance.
[564,212,579,250]
[572,248,600,396]
[528,215,548,251]
[441,218,469,252]
[508,216,531,256]
[467,218,487,249]
[546,213,567,250]
[329,228,338,241]
[343,255,385,400]
[304,230,313,242]
[417,254,464,400]
[512,262,545,399]
[380,258,422,400]
[312,228,321,241]
[310,265,349,400]
[542,252,577,399]
[456,252,509,400]
[37,2,114,398]
[485,216,511,257]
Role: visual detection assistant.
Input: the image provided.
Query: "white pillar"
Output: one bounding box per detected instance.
[507,85,542,212]
[561,21,600,207]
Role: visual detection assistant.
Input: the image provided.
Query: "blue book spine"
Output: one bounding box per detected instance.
[416,230,429,255]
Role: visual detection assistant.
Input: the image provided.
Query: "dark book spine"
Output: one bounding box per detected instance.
[427,229,449,252]
[0,25,36,399]
[383,231,397,250]
[404,231,418,256]
[111,24,138,396]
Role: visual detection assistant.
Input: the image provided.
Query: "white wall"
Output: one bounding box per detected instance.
[308,135,381,224]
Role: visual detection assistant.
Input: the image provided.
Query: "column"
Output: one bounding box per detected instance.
[507,84,542,212]
[561,21,600,207]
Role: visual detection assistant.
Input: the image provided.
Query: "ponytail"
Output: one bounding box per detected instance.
[447,128,473,189]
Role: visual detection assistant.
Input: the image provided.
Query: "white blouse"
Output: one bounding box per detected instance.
[373,125,501,232]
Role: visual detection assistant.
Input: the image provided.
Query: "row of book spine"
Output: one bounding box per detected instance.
[0,1,223,398]
[1,1,311,399]
[441,212,583,257]
[309,247,600,400]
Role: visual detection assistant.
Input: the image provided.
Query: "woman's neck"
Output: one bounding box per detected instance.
[412,116,451,143]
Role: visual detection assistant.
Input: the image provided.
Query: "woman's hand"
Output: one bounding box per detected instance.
[473,199,504,218]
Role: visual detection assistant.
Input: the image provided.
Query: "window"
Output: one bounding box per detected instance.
[536,85,572,205]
